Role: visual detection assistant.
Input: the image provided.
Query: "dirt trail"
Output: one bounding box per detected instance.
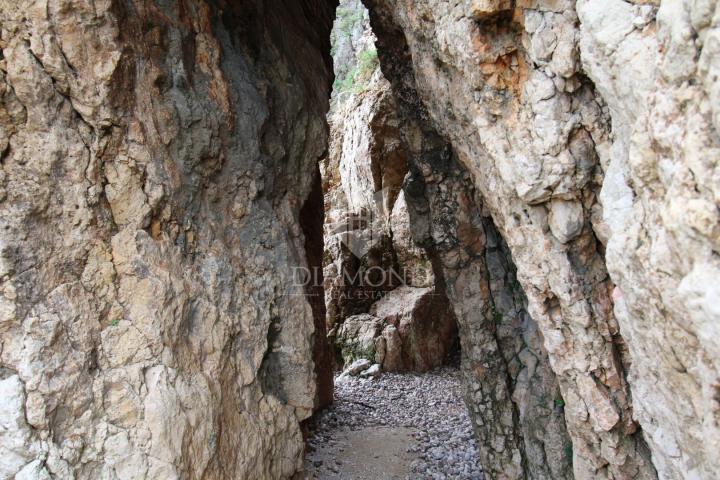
[299,366,484,479]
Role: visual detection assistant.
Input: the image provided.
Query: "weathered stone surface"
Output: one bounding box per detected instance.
[2,0,719,478]
[364,0,720,478]
[301,167,335,411]
[549,199,585,244]
[322,1,455,376]
[0,375,43,478]
[470,0,513,20]
[370,286,457,371]
[359,363,382,378]
[332,285,457,373]
[344,358,372,376]
[334,313,384,366]
[322,63,408,330]
[364,0,653,477]
[0,1,334,478]
[380,324,404,372]
[390,190,435,287]
[402,134,574,479]
[578,1,720,478]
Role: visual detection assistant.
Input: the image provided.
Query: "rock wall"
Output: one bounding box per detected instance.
[578,2,720,478]
[322,1,457,373]
[323,68,409,330]
[354,14,577,474]
[0,0,334,478]
[410,143,576,479]
[365,0,720,478]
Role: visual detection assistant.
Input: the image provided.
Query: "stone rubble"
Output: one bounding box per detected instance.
[343,358,373,376]
[303,365,484,480]
[359,363,382,378]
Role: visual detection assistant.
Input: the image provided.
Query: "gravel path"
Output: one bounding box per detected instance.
[301,365,485,479]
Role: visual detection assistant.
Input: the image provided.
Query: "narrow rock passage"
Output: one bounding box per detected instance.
[301,366,484,479]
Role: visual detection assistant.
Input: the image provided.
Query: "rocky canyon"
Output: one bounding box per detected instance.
[0,1,718,480]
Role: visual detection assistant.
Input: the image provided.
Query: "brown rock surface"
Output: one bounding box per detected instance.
[322,1,455,376]
[363,0,720,478]
[370,286,457,371]
[0,0,334,478]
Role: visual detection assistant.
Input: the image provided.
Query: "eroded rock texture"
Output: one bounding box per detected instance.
[0,0,334,478]
[419,151,574,480]
[322,2,457,373]
[364,0,655,478]
[579,2,720,478]
[364,0,720,479]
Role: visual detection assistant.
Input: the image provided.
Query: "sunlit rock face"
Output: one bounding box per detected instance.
[365,0,720,478]
[0,0,334,478]
[1,0,719,478]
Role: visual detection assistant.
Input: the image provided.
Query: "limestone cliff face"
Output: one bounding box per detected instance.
[364,0,642,477]
[365,0,719,479]
[579,2,720,478]
[322,2,458,373]
[0,0,334,478]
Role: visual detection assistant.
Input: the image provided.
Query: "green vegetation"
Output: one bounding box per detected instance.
[331,2,364,60]
[490,304,503,325]
[333,47,379,96]
[330,1,379,98]
[336,4,364,39]
[341,341,376,366]
[554,397,565,408]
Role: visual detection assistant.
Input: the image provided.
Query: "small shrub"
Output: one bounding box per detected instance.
[490,304,503,324]
[335,5,364,39]
[332,48,379,97]
[357,48,378,77]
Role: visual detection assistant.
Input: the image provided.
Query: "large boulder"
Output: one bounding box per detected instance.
[331,287,457,372]
[333,313,384,366]
[370,286,457,371]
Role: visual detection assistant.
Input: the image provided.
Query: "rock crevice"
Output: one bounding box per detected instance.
[322,3,458,375]
[1,0,720,479]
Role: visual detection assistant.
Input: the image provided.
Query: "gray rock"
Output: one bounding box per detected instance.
[345,359,372,376]
[0,1,335,478]
[359,364,382,378]
[548,199,584,243]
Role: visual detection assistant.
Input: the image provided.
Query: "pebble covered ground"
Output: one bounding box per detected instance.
[302,365,485,479]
